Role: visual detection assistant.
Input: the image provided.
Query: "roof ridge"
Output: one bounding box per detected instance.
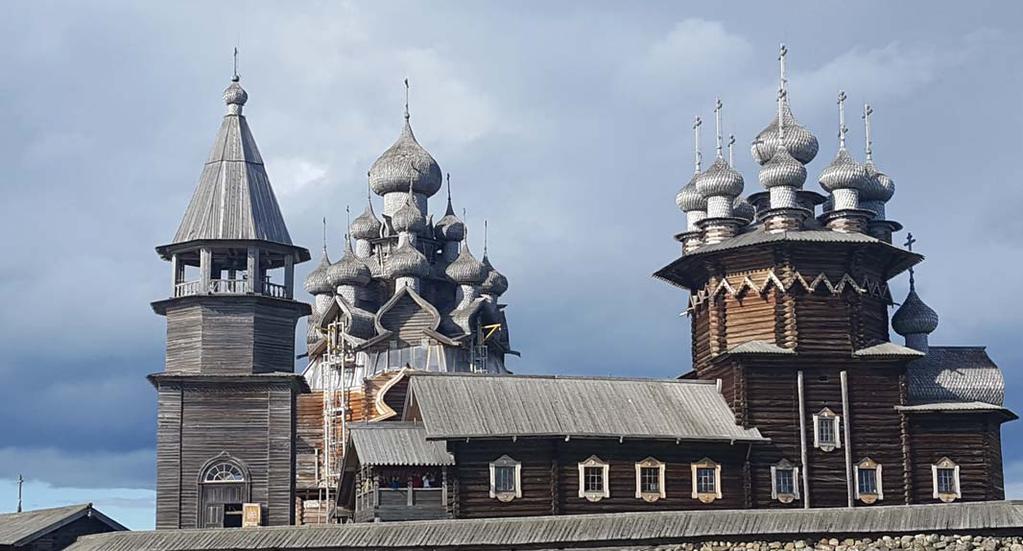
[409,371,716,385]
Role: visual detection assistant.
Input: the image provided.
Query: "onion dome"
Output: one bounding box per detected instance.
[480,255,509,297]
[304,248,334,295]
[368,118,443,197]
[383,241,430,279]
[675,174,707,212]
[445,242,487,285]
[391,188,427,234]
[350,203,382,240]
[751,101,819,165]
[861,162,895,210]
[759,146,807,190]
[326,238,371,288]
[733,196,755,224]
[435,176,465,241]
[818,148,867,194]
[697,157,744,199]
[223,76,248,107]
[892,285,939,337]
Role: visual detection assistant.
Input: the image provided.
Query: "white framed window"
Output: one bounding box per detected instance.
[690,458,722,503]
[488,455,521,502]
[931,457,961,503]
[854,457,884,504]
[577,456,610,501]
[812,407,842,452]
[634,457,666,502]
[770,459,800,503]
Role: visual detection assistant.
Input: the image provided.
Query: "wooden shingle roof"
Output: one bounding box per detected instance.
[0,503,125,547]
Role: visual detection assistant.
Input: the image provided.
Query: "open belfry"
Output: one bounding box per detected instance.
[149,46,1011,530]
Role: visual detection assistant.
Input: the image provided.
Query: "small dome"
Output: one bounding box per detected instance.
[391,191,427,234]
[304,249,334,295]
[733,196,755,224]
[369,119,443,197]
[892,287,939,336]
[350,203,382,240]
[675,173,707,213]
[862,162,895,203]
[445,243,487,285]
[223,76,248,107]
[818,148,868,193]
[758,146,807,190]
[383,241,430,279]
[481,255,509,297]
[696,157,744,199]
[326,239,372,288]
[751,101,819,165]
[435,200,465,242]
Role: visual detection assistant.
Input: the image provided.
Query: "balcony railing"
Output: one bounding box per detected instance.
[173,279,292,299]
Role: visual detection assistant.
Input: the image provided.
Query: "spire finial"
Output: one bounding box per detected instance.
[232,47,240,82]
[484,219,489,257]
[321,217,328,253]
[446,172,452,202]
[403,77,410,121]
[714,98,724,159]
[16,474,23,513]
[777,84,787,140]
[905,232,917,289]
[778,43,788,93]
[837,90,848,149]
[728,134,736,166]
[863,103,874,163]
[693,116,703,174]
[346,205,352,231]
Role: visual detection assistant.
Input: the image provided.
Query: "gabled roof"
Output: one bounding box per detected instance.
[409,372,766,443]
[170,88,293,246]
[907,346,1005,406]
[0,503,125,546]
[726,341,795,355]
[854,342,926,358]
[349,422,454,466]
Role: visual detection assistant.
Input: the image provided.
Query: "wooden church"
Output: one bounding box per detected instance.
[148,47,1012,529]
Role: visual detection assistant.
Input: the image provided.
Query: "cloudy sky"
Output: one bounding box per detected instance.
[2,0,1022,529]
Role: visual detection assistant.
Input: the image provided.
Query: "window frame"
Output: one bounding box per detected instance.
[931,457,961,502]
[634,457,666,502]
[577,456,610,501]
[770,459,801,503]
[488,455,522,502]
[854,457,884,504]
[690,458,722,503]
[812,407,842,452]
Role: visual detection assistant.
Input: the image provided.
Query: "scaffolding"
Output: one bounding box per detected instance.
[316,317,357,523]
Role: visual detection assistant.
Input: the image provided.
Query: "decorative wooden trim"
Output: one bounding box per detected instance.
[854,457,884,504]
[577,456,609,501]
[634,457,666,502]
[371,368,410,421]
[812,407,842,452]
[931,457,961,502]
[687,269,889,312]
[690,458,722,503]
[770,459,800,503]
[489,455,522,502]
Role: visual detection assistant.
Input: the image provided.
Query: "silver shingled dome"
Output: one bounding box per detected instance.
[445,242,488,285]
[697,157,744,199]
[383,241,430,279]
[675,173,707,213]
[751,101,818,165]
[758,146,807,190]
[480,255,508,297]
[326,239,371,288]
[892,288,939,336]
[733,196,755,224]
[350,204,382,240]
[818,148,868,193]
[304,249,334,295]
[434,199,465,242]
[390,191,427,234]
[223,76,248,107]
[369,119,443,197]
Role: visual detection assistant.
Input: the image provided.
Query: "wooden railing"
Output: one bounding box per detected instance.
[172,279,291,299]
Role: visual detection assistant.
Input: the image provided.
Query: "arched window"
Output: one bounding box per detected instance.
[203,462,245,483]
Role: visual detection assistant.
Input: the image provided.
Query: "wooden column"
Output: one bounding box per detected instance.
[285,254,295,299]
[841,370,854,507]
[247,246,261,295]
[797,370,810,508]
[441,467,450,518]
[199,247,212,293]
[170,253,180,294]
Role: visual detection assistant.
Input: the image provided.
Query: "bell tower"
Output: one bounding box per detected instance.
[149,70,311,529]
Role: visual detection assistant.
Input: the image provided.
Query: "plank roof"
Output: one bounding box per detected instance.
[170,87,293,246]
[408,372,766,443]
[67,501,1023,551]
[349,422,454,466]
[0,503,125,546]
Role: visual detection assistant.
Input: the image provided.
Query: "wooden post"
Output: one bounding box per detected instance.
[285,254,295,299]
[441,467,450,517]
[797,370,810,508]
[170,253,180,294]
[200,248,212,294]
[841,370,854,507]
[247,246,261,294]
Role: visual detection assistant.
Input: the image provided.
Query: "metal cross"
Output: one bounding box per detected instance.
[837,90,848,148]
[232,47,239,81]
[714,98,724,158]
[693,116,703,174]
[904,232,916,252]
[863,104,874,162]
[728,134,736,166]
[17,474,23,513]
[778,43,788,91]
[403,78,410,119]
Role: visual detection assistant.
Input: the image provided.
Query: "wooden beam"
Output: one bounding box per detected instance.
[841,370,854,507]
[199,247,212,293]
[797,370,810,508]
